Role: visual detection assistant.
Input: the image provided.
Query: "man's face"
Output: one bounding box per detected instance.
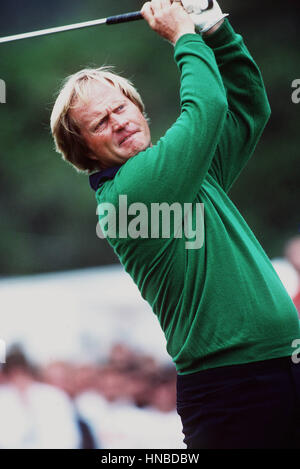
[70,80,151,169]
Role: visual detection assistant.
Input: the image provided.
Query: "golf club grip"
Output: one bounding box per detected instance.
[106,11,143,25]
[106,1,213,25]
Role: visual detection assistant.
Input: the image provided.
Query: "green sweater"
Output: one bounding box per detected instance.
[94,20,300,374]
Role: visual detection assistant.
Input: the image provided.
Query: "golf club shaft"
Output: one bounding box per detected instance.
[0,11,143,44]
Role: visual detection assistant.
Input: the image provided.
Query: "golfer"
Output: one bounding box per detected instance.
[50,0,300,449]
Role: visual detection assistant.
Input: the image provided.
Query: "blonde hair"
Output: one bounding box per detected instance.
[50,66,146,173]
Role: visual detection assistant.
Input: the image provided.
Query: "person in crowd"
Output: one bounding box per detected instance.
[285,236,300,314]
[0,346,80,448]
[42,360,98,448]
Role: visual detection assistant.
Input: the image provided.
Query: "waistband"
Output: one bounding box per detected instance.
[177,356,294,386]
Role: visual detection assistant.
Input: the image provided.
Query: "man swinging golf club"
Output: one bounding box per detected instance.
[50,0,300,449]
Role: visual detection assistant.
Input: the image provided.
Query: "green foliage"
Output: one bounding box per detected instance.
[0,0,299,275]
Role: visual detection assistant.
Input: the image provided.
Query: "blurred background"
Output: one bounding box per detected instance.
[0,0,299,449]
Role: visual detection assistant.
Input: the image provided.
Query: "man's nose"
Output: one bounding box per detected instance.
[111,114,128,131]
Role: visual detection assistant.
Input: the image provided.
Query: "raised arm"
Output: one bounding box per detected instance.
[205,19,271,192]
[99,1,228,209]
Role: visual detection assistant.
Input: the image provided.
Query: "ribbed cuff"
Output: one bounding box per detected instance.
[174,32,205,50]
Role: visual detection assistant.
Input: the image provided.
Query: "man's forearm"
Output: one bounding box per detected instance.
[204,19,270,120]
[206,19,271,193]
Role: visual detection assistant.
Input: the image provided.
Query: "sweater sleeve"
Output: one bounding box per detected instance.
[205,19,271,193]
[99,33,228,209]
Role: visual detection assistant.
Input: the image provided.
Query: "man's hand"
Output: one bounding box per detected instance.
[180,0,228,34]
[141,0,196,45]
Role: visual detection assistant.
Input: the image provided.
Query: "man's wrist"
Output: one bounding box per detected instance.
[202,18,225,37]
[172,30,196,46]
[202,18,235,48]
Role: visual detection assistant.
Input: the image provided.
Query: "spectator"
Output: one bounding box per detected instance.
[107,343,140,371]
[285,236,300,314]
[42,360,98,448]
[0,346,80,448]
[137,367,185,448]
[149,366,177,413]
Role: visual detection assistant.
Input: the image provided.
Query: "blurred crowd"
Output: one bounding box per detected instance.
[0,236,299,450]
[0,343,184,449]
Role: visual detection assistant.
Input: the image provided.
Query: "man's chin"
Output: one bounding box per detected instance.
[121,142,151,161]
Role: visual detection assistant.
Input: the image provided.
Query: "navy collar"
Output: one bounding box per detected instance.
[89,165,122,191]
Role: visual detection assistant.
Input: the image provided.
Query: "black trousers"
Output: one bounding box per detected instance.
[176,356,300,449]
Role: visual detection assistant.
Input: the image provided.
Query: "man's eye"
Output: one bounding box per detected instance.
[95,117,107,131]
[116,104,125,112]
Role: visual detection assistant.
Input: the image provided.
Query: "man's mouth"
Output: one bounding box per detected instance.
[119,131,138,146]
